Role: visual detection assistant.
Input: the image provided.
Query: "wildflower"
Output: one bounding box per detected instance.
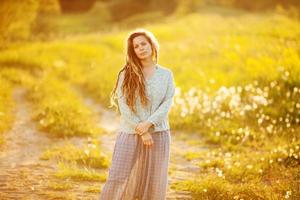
[225,152,231,157]
[237,86,242,93]
[285,190,292,199]
[239,110,245,116]
[293,87,298,93]
[270,81,277,88]
[244,105,252,110]
[238,128,243,133]
[266,125,273,133]
[209,79,215,84]
[246,165,253,169]
[39,119,45,125]
[53,60,66,68]
[215,167,223,177]
[284,71,290,77]
[84,149,90,156]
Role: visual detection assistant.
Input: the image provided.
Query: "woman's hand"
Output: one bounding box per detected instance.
[141,132,154,147]
[135,121,153,136]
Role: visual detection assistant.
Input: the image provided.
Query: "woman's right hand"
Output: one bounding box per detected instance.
[141,132,154,147]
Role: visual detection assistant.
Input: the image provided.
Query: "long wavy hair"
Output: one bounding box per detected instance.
[109,29,160,114]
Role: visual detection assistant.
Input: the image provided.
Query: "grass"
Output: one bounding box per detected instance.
[0,10,299,105]
[173,170,298,199]
[84,185,101,193]
[41,191,76,200]
[26,76,103,137]
[0,77,14,146]
[47,181,74,191]
[41,139,109,169]
[0,5,299,199]
[54,162,107,182]
[33,2,111,38]
[176,139,300,199]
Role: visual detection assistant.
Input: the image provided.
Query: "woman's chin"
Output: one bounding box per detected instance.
[139,55,151,60]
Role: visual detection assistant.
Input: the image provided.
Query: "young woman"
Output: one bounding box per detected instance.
[99,28,175,200]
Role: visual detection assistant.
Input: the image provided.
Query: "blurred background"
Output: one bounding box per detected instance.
[0,0,299,199]
[1,0,300,44]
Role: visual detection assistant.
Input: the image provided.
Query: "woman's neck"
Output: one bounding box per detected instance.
[141,58,156,69]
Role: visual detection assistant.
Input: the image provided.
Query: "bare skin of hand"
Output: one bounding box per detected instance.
[141,132,154,147]
[135,121,153,136]
[135,121,154,147]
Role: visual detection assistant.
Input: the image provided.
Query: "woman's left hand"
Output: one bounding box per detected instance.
[135,121,153,135]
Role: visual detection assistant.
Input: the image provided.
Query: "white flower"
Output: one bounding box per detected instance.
[246,165,253,169]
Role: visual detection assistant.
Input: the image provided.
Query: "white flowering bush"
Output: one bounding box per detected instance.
[170,68,300,147]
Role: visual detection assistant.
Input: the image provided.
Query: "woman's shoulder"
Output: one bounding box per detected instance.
[118,69,126,82]
[156,64,173,76]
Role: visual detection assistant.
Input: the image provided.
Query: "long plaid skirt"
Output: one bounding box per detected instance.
[99,130,171,200]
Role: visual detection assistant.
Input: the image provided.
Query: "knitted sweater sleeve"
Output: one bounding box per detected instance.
[146,71,175,126]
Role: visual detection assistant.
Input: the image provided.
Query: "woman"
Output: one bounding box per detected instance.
[99,28,175,200]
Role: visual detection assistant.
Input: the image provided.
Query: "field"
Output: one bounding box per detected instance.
[0,5,299,200]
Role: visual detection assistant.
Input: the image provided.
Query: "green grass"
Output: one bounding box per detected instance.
[33,2,111,38]
[0,77,14,146]
[1,10,299,104]
[84,185,101,193]
[0,6,299,199]
[41,191,76,200]
[47,181,74,191]
[26,76,103,137]
[178,139,300,199]
[54,162,107,182]
[41,139,109,169]
[173,167,298,199]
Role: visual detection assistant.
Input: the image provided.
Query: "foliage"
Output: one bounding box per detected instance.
[41,139,109,168]
[0,0,39,46]
[27,76,102,137]
[0,77,14,146]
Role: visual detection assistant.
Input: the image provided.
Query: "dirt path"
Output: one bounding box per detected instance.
[0,87,56,199]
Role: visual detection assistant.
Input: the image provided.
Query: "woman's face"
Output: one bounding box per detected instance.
[132,35,153,60]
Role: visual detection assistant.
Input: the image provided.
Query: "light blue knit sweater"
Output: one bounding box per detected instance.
[116,64,175,134]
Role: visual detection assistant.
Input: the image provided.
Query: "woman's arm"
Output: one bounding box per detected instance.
[146,71,175,127]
